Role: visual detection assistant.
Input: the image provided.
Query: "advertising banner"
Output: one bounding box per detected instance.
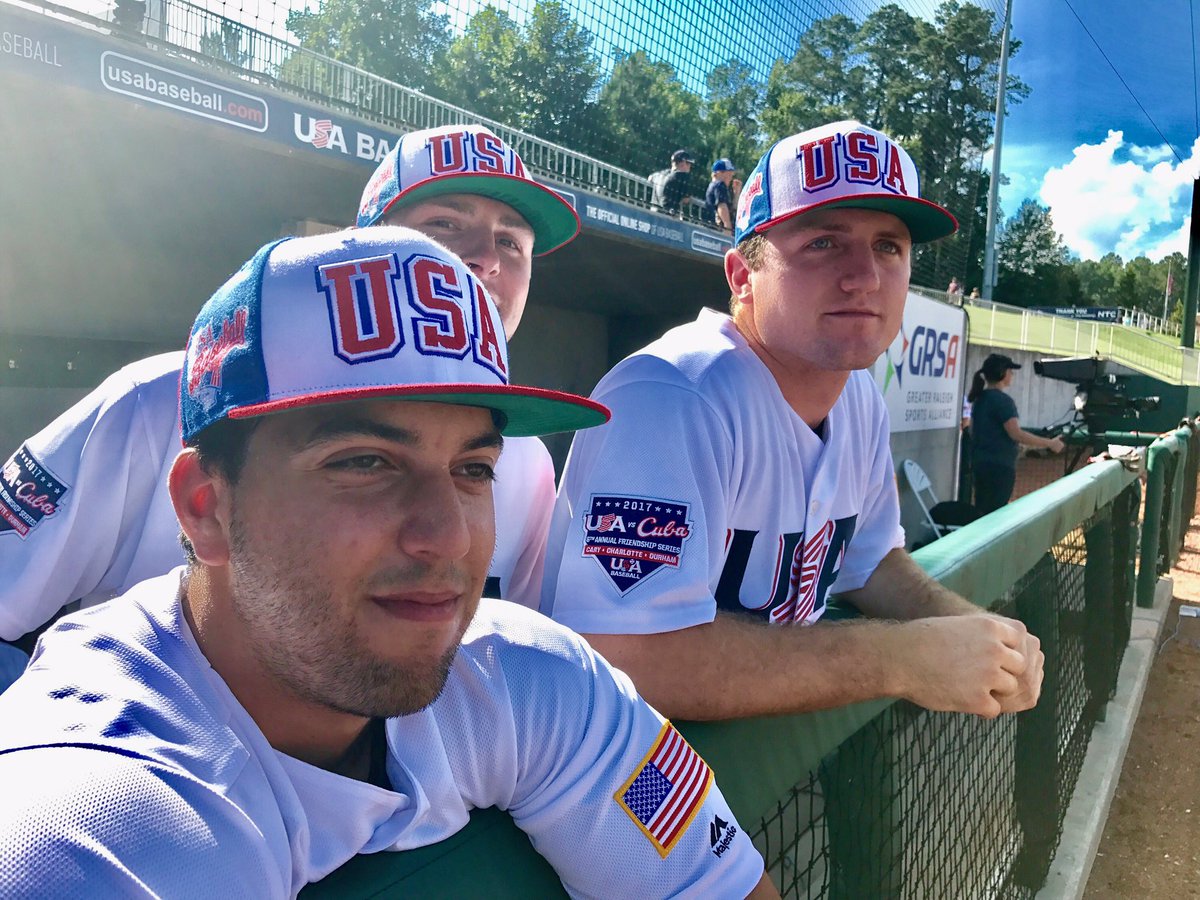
[872,292,966,432]
[1031,306,1120,323]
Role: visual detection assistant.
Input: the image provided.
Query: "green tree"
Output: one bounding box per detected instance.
[283,0,450,94]
[855,4,926,138]
[762,14,864,141]
[591,51,703,176]
[435,2,599,144]
[200,21,250,69]
[700,59,764,174]
[913,2,1028,289]
[437,7,524,122]
[995,199,1077,307]
[1074,253,1125,306]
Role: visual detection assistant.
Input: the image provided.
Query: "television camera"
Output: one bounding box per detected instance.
[1032,356,1161,472]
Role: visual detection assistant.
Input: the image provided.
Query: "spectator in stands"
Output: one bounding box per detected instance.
[946,277,963,305]
[541,120,1045,724]
[649,149,694,216]
[704,158,737,232]
[968,287,981,301]
[968,354,1066,514]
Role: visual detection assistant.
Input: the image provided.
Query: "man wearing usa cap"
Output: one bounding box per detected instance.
[0,228,773,898]
[0,124,574,688]
[542,121,1044,722]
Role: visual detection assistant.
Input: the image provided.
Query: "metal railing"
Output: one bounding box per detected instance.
[911,286,1200,386]
[301,457,1154,898]
[27,0,677,211]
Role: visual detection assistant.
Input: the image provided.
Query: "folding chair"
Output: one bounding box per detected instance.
[902,458,978,541]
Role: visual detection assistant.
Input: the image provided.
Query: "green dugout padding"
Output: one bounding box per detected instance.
[302,460,1139,898]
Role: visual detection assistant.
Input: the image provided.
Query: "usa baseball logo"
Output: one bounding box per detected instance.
[716,515,857,622]
[319,255,404,363]
[359,157,396,221]
[0,446,69,539]
[188,307,249,398]
[583,495,693,593]
[318,252,508,377]
[796,130,909,196]
[425,129,529,179]
[736,171,763,231]
[771,519,840,623]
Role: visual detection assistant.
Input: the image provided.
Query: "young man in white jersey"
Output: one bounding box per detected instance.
[0,125,572,687]
[0,228,774,898]
[542,121,1044,721]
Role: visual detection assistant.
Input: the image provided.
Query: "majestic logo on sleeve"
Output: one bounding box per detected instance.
[582,495,693,593]
[0,446,68,539]
[715,515,857,623]
[615,723,713,859]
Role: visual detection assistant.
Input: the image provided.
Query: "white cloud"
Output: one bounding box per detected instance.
[1037,131,1200,261]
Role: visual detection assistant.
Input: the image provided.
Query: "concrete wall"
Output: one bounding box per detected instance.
[963,345,1079,431]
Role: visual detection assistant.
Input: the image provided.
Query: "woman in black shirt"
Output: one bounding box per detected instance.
[968,354,1065,514]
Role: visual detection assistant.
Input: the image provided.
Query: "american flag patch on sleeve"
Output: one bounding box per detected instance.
[614,722,714,858]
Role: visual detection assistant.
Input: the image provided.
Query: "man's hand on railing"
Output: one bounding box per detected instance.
[889,614,1044,718]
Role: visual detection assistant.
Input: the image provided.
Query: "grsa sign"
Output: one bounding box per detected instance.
[872,292,966,433]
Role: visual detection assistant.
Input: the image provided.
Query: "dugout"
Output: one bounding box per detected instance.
[0,2,966,546]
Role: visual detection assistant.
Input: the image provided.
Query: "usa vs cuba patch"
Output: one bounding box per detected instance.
[0,446,69,538]
[582,495,693,593]
[615,722,713,859]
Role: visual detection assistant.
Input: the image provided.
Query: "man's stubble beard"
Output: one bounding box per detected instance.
[225,509,465,720]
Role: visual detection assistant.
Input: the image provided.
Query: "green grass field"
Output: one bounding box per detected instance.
[964,305,1200,385]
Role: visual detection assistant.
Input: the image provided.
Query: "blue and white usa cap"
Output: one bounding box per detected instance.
[356,124,580,256]
[180,227,609,442]
[733,121,958,245]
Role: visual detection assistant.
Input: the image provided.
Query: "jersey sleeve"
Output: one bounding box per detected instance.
[0,361,180,641]
[498,626,764,898]
[830,391,905,592]
[998,392,1019,423]
[541,379,735,635]
[0,746,286,899]
[491,437,556,610]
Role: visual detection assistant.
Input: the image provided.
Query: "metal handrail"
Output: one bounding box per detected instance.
[908,285,1200,386]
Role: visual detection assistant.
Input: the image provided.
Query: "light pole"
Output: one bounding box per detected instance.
[982,0,1014,301]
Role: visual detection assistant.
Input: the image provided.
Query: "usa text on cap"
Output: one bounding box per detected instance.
[356,124,580,256]
[181,227,609,442]
[734,120,958,245]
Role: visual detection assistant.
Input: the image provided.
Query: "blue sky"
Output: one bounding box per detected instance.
[1002,0,1199,261]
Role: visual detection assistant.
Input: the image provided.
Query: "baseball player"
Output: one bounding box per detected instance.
[0,228,773,898]
[0,124,573,689]
[541,121,1044,722]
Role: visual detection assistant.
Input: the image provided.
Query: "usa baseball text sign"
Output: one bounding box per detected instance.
[872,291,966,432]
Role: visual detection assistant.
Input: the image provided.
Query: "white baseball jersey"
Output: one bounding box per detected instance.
[0,353,553,642]
[0,573,763,898]
[542,308,904,634]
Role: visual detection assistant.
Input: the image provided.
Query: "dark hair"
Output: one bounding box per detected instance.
[968,355,1017,402]
[967,370,987,403]
[178,417,260,564]
[186,416,260,484]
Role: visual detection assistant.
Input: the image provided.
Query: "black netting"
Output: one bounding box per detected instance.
[746,502,1131,898]
[81,0,1008,292]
